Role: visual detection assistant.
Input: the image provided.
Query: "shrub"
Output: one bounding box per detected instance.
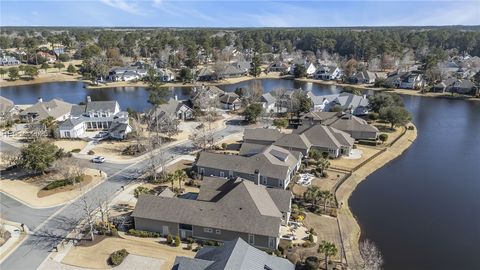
[167,234,173,245]
[308,233,314,242]
[109,249,128,266]
[133,186,151,198]
[175,235,181,246]
[70,148,81,153]
[273,118,288,129]
[221,143,228,150]
[304,256,320,270]
[369,112,379,120]
[185,243,192,250]
[408,125,415,130]
[321,171,328,178]
[379,133,388,142]
[127,229,159,238]
[87,150,95,155]
[43,176,82,190]
[274,249,282,257]
[352,145,357,149]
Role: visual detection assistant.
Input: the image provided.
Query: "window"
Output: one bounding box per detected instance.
[215,229,221,235]
[199,168,205,175]
[268,237,276,248]
[248,234,255,245]
[204,228,213,233]
[219,171,225,177]
[262,176,267,184]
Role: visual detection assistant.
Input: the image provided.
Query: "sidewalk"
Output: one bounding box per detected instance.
[0,220,28,264]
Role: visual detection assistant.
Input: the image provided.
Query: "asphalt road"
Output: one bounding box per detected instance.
[0,121,245,270]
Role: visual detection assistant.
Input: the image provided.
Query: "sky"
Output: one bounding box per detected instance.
[1,0,479,27]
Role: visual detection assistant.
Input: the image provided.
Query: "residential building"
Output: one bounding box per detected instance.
[172,237,294,270]
[290,61,316,77]
[268,61,290,73]
[36,51,56,63]
[20,98,73,122]
[0,96,18,121]
[109,67,145,81]
[295,124,354,157]
[190,85,224,111]
[448,79,477,94]
[301,111,379,140]
[0,56,20,66]
[58,97,131,139]
[308,92,370,116]
[315,65,342,80]
[132,177,292,249]
[219,92,241,110]
[147,98,194,124]
[260,92,277,112]
[348,70,378,84]
[232,60,251,73]
[385,71,425,89]
[196,145,301,189]
[196,67,216,81]
[157,68,176,82]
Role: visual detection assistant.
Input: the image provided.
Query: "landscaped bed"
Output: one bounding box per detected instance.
[37,175,93,197]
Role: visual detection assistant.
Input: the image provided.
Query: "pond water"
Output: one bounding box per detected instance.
[1,79,479,269]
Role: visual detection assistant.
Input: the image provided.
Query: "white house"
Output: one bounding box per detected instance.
[157,68,176,82]
[315,65,342,80]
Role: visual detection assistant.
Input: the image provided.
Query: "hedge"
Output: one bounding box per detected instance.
[127,229,160,238]
[70,148,81,153]
[109,249,128,266]
[43,176,83,190]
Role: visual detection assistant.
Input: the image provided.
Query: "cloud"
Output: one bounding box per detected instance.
[99,0,145,15]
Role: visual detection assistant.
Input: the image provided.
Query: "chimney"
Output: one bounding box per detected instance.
[254,169,260,185]
[38,97,43,103]
[86,96,92,103]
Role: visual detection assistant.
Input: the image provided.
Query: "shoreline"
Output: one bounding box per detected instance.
[1,72,478,102]
[335,125,418,269]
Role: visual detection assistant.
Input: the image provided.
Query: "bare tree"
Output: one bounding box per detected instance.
[189,115,214,150]
[54,157,85,185]
[212,61,227,80]
[77,191,96,241]
[360,239,384,270]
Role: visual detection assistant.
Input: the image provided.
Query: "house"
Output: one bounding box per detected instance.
[190,86,224,111]
[172,238,294,270]
[157,68,176,82]
[147,98,194,123]
[196,144,301,189]
[20,98,73,122]
[295,124,354,158]
[315,65,342,80]
[217,64,247,79]
[260,92,277,112]
[232,60,251,73]
[219,92,241,110]
[58,97,131,139]
[309,92,370,116]
[243,126,353,158]
[301,111,379,140]
[0,96,18,121]
[0,56,20,66]
[273,89,303,112]
[268,61,290,73]
[290,61,316,77]
[196,67,216,81]
[109,67,144,81]
[432,78,457,92]
[132,176,292,250]
[36,51,56,63]
[349,70,378,84]
[385,71,424,89]
[52,47,65,57]
[448,79,477,94]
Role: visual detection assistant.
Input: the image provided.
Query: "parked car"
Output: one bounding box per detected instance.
[91,156,106,163]
[280,234,297,241]
[94,131,109,139]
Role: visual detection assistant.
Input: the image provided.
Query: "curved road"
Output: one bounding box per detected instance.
[0,121,245,270]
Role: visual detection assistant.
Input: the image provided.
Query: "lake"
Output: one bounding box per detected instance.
[1,79,479,269]
[0,79,343,112]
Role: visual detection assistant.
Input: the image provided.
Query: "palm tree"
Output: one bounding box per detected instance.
[304,186,321,205]
[318,241,338,270]
[166,173,176,190]
[175,170,187,192]
[320,191,334,213]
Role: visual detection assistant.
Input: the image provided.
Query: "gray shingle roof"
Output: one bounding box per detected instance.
[238,142,268,156]
[0,96,14,114]
[132,177,283,237]
[219,93,240,104]
[300,124,354,149]
[260,93,276,105]
[244,128,283,142]
[58,118,84,129]
[20,99,73,121]
[274,133,312,151]
[148,99,190,120]
[173,238,294,270]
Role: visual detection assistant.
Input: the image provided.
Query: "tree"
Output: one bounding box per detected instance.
[273,118,288,129]
[368,92,404,112]
[54,62,65,71]
[134,186,151,198]
[67,64,76,73]
[7,67,19,80]
[174,235,181,246]
[179,67,193,82]
[317,157,330,175]
[319,190,334,213]
[293,64,306,78]
[243,103,263,123]
[24,66,39,79]
[0,68,6,78]
[344,59,358,77]
[41,63,50,73]
[250,54,261,77]
[166,173,176,190]
[378,133,388,143]
[147,82,169,105]
[360,239,384,270]
[58,53,70,62]
[18,140,60,173]
[379,106,412,129]
[175,170,187,192]
[318,241,338,270]
[291,91,313,116]
[40,116,57,137]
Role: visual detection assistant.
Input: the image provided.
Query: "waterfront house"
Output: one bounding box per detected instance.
[322,92,370,116]
[196,67,216,81]
[348,70,378,84]
[315,65,342,80]
[219,92,241,110]
[0,96,18,123]
[232,60,251,73]
[196,145,301,189]
[147,98,194,123]
[58,97,131,139]
[432,78,457,92]
[260,92,277,112]
[0,56,20,66]
[20,98,73,122]
[157,68,176,82]
[290,61,317,77]
[301,111,379,140]
[385,71,425,89]
[109,67,144,81]
[190,85,224,111]
[295,124,354,158]
[172,237,294,270]
[268,61,291,73]
[448,79,477,94]
[132,176,292,249]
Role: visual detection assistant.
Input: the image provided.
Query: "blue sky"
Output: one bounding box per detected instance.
[1,0,479,27]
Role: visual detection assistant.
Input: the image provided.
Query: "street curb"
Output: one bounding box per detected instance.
[0,219,29,265]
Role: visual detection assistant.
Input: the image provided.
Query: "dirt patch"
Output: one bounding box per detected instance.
[165,159,193,174]
[91,140,136,160]
[52,139,88,153]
